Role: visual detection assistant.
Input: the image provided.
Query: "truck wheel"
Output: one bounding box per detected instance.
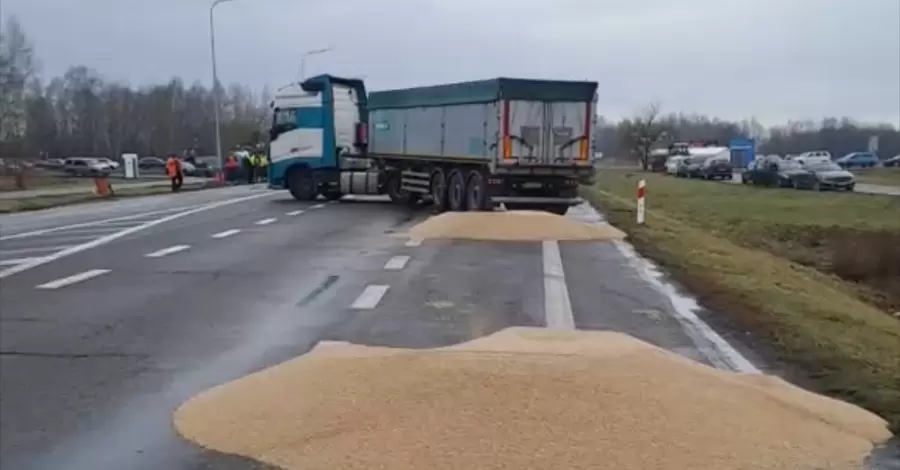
[464,170,489,211]
[430,168,448,211]
[288,168,316,201]
[447,170,466,211]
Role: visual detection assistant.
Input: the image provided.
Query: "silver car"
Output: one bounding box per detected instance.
[63,157,111,177]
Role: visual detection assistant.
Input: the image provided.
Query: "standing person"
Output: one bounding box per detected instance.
[243,153,254,184]
[257,153,268,183]
[166,154,183,192]
[224,155,239,184]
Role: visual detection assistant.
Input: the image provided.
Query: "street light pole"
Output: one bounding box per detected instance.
[299,47,332,80]
[209,0,234,173]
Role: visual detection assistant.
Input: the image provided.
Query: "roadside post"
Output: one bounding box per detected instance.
[637,179,646,224]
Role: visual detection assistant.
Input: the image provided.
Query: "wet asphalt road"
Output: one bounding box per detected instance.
[0,187,872,469]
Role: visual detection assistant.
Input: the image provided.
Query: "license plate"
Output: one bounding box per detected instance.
[522,182,543,189]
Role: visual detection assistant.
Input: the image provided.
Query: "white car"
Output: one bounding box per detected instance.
[792,151,832,167]
[665,156,686,174]
[93,158,120,170]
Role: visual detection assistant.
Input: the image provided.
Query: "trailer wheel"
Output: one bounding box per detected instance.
[447,170,467,212]
[288,168,317,201]
[430,168,448,211]
[465,170,489,211]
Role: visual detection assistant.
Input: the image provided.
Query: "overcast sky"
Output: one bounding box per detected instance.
[3,0,899,124]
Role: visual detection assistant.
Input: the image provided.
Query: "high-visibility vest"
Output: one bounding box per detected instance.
[166,158,181,177]
[258,155,268,167]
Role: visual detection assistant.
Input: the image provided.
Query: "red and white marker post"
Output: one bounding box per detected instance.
[636,179,646,224]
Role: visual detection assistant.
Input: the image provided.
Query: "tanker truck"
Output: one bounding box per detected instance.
[267,74,598,214]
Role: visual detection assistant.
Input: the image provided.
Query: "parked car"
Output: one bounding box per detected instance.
[93,157,120,170]
[799,161,855,190]
[675,156,709,178]
[836,152,880,169]
[699,156,734,180]
[793,151,832,166]
[883,154,900,167]
[63,157,111,177]
[665,156,686,175]
[741,158,802,187]
[34,158,65,169]
[138,157,166,171]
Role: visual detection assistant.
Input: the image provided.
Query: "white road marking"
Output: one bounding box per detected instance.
[37,269,111,289]
[612,240,760,373]
[405,238,423,247]
[310,203,326,209]
[255,218,277,225]
[211,229,241,239]
[144,245,191,258]
[0,257,45,266]
[286,210,305,216]
[0,245,76,255]
[383,255,410,271]
[0,206,196,241]
[0,191,277,279]
[351,285,390,309]
[542,240,575,330]
[568,202,759,373]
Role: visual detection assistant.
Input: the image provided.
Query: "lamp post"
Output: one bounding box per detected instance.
[299,47,332,80]
[209,0,234,173]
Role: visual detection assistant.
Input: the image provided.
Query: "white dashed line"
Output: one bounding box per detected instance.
[310,203,326,209]
[211,229,241,239]
[144,245,191,258]
[286,210,305,216]
[255,218,277,225]
[542,240,575,330]
[383,255,410,271]
[351,285,390,309]
[0,191,278,279]
[37,269,111,289]
[405,238,423,247]
[0,257,45,266]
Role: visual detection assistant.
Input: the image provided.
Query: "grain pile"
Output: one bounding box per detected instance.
[174,328,892,470]
[407,210,626,241]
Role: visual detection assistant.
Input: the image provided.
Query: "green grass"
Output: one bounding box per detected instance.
[854,167,900,186]
[582,170,900,433]
[0,182,213,213]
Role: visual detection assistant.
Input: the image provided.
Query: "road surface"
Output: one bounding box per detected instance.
[0,186,782,469]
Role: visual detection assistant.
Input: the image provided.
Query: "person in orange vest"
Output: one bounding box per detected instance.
[224,155,240,184]
[166,154,184,192]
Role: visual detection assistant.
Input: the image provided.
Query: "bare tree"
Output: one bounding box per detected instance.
[0,15,36,147]
[620,102,668,170]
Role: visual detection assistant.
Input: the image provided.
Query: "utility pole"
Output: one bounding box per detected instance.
[209,0,234,171]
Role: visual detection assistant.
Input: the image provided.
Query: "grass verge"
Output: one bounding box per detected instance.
[582,170,900,433]
[0,182,214,213]
[854,168,900,186]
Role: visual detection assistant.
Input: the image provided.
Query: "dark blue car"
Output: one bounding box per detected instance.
[836,152,880,169]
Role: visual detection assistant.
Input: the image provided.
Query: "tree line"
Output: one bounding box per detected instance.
[0,16,268,161]
[2,15,898,164]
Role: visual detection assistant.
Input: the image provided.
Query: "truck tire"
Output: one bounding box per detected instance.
[447,169,466,212]
[288,168,317,201]
[465,170,490,211]
[430,168,448,212]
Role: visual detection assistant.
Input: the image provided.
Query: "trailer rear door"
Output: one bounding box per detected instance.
[505,100,592,165]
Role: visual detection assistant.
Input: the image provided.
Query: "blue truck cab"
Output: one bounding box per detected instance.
[267,74,368,200]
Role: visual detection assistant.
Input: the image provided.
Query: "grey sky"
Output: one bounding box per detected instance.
[3,0,899,124]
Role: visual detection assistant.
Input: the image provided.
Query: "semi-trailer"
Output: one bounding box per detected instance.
[267,74,598,214]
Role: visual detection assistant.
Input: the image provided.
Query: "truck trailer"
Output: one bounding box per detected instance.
[267,74,598,214]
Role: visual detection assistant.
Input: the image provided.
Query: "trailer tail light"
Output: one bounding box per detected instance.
[502,101,512,159]
[354,122,368,147]
[579,102,591,160]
